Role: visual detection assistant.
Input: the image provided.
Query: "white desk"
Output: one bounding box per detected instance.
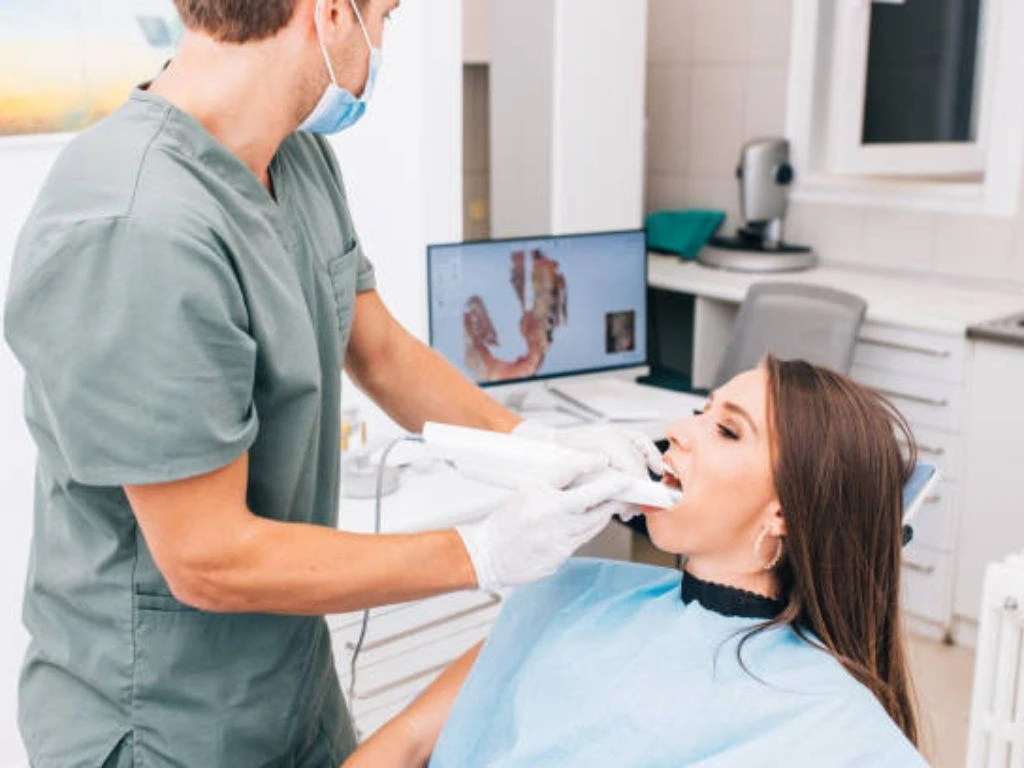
[330,376,703,737]
[649,255,1024,335]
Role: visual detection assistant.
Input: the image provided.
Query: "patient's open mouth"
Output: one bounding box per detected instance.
[662,464,683,491]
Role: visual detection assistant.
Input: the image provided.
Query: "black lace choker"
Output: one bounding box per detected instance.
[680,571,785,620]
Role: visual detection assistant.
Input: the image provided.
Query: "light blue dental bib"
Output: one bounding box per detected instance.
[430,559,926,767]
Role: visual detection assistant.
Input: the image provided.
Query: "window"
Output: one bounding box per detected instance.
[788,0,1024,215]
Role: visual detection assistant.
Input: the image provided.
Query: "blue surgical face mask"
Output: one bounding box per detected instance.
[300,0,382,134]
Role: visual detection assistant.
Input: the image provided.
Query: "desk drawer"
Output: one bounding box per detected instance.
[332,592,501,701]
[850,366,962,433]
[901,543,952,626]
[854,324,966,384]
[329,589,499,640]
[900,424,960,481]
[333,611,496,736]
[906,479,957,552]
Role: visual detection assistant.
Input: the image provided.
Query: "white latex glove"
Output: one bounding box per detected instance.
[455,464,630,592]
[513,420,664,521]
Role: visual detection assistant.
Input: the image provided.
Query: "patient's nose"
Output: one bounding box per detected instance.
[666,420,693,452]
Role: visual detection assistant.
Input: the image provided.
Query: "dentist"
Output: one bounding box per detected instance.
[3,1,659,766]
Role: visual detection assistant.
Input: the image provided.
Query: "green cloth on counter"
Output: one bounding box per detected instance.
[645,209,725,259]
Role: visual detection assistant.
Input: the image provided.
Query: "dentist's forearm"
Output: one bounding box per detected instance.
[344,293,519,434]
[353,331,519,434]
[128,452,481,616]
[162,515,477,615]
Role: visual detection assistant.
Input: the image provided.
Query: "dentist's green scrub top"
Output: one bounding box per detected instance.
[3,89,376,767]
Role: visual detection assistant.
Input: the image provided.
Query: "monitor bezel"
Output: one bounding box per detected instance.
[426,228,649,388]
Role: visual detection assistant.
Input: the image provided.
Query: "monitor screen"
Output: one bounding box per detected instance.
[428,230,647,385]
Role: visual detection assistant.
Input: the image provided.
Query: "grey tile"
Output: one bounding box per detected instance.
[688,65,745,177]
[646,64,692,174]
[648,0,693,63]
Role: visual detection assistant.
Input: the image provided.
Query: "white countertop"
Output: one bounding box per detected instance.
[648,254,1024,336]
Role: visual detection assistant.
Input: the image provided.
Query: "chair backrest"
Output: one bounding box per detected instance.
[713,282,868,388]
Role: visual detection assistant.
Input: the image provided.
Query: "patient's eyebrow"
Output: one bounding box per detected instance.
[708,393,759,436]
[723,401,759,436]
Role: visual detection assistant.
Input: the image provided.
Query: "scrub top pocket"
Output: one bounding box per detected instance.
[327,243,360,354]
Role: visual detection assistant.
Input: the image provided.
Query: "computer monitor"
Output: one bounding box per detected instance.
[428,230,647,386]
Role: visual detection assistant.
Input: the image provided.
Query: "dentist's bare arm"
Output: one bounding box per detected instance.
[125,452,477,614]
[344,290,520,434]
[342,643,483,768]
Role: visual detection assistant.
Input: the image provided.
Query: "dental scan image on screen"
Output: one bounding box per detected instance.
[428,231,647,385]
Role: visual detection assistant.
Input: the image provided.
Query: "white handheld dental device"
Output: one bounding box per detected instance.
[421,422,683,508]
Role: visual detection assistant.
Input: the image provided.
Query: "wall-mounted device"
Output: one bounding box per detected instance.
[699,138,817,273]
[421,422,682,509]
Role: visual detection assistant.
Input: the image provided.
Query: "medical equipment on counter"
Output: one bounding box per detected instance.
[421,422,682,509]
[702,138,817,273]
[341,408,401,498]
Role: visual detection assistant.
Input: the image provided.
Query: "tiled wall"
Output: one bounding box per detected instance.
[644,0,1024,288]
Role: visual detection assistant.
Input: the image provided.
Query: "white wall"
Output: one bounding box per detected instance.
[490,0,647,237]
[463,0,490,64]
[0,2,462,762]
[644,0,1024,287]
[331,0,463,338]
[489,0,556,238]
[552,0,647,233]
[0,139,63,768]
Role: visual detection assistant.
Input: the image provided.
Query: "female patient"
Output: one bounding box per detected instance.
[344,356,928,766]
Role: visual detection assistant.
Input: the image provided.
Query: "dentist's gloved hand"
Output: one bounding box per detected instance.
[455,463,630,592]
[512,420,664,521]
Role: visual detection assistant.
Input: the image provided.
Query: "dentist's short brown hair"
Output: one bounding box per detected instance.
[172,0,368,44]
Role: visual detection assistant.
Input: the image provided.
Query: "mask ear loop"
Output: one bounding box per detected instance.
[313,0,340,86]
[348,0,374,53]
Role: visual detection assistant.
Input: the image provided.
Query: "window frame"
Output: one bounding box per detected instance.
[787,0,1024,217]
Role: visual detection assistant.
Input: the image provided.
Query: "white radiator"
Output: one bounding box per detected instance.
[967,552,1024,767]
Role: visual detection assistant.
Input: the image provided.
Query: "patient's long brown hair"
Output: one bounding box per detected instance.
[755,355,919,745]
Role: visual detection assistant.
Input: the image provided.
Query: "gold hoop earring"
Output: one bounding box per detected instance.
[753,528,784,571]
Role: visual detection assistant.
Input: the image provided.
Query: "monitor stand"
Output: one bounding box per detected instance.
[636,367,692,392]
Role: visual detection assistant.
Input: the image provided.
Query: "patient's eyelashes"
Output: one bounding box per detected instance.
[717,424,739,441]
[693,407,739,440]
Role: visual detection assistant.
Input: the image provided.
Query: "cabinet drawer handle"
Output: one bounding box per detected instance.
[902,561,936,575]
[897,439,946,457]
[858,336,952,359]
[896,438,946,457]
[351,658,454,700]
[924,494,941,504]
[872,388,949,408]
[345,593,501,653]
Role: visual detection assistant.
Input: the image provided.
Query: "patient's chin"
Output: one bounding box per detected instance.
[642,514,671,550]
